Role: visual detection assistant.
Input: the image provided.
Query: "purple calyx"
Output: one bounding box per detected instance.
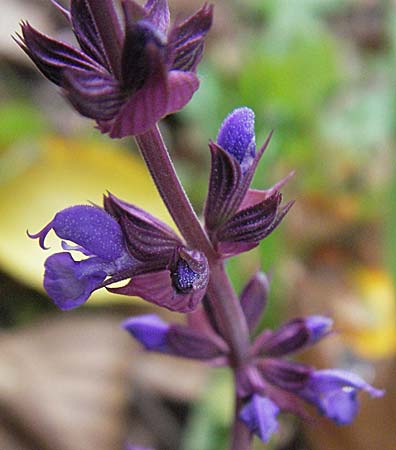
[16,0,214,136]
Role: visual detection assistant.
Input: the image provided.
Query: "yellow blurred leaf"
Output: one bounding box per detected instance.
[0,135,174,305]
[341,268,396,359]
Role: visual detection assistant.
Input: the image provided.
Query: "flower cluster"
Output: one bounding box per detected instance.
[16,0,213,137]
[125,272,383,442]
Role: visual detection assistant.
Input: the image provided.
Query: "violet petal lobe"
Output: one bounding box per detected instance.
[305,315,333,342]
[239,394,280,443]
[44,252,107,310]
[165,71,199,115]
[123,314,170,351]
[240,271,269,333]
[217,107,256,173]
[106,46,168,137]
[48,205,126,260]
[299,369,384,425]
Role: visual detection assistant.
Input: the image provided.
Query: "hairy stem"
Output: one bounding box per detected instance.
[135,126,250,364]
[135,126,215,259]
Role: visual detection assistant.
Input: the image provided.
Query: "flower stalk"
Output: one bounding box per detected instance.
[135,126,251,367]
[230,393,252,450]
[20,2,384,448]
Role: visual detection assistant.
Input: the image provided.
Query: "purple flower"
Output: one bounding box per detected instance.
[29,193,209,312]
[16,0,213,137]
[204,108,294,257]
[123,313,229,360]
[239,394,279,443]
[299,369,384,425]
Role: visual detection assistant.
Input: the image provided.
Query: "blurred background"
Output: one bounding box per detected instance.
[0,0,395,449]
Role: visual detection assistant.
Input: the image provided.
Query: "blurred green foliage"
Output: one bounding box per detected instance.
[0,101,47,149]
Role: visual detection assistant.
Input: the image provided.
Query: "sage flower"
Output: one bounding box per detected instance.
[29,193,208,312]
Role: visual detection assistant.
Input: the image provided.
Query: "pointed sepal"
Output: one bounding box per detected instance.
[204,142,244,231]
[104,192,181,265]
[216,193,293,257]
[168,3,213,72]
